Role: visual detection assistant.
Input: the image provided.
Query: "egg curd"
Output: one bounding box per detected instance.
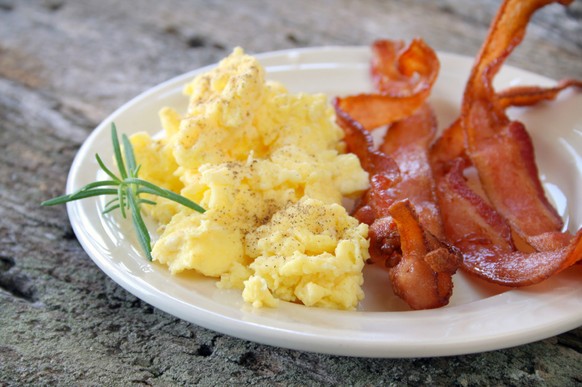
[130,47,370,309]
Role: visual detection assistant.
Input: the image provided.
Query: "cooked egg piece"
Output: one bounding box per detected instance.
[243,197,369,310]
[131,47,370,310]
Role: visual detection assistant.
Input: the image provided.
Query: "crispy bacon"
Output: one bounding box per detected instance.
[334,101,399,180]
[496,79,582,109]
[335,0,581,307]
[335,98,460,310]
[388,200,459,310]
[439,159,582,286]
[460,0,572,244]
[429,0,582,285]
[436,159,515,252]
[335,39,439,131]
[430,78,582,177]
[468,119,567,246]
[371,39,439,97]
[379,104,444,239]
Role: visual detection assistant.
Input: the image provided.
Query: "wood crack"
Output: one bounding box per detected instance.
[557,332,582,355]
[0,256,38,303]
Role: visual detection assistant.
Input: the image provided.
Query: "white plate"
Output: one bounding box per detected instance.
[66,47,582,358]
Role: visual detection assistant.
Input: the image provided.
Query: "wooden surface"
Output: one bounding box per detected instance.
[1,0,581,385]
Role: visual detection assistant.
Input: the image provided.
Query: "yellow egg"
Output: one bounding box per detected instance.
[131,47,370,310]
[244,197,369,310]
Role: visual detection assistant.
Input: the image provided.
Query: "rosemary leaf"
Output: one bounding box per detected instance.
[42,123,205,261]
[138,198,157,206]
[75,180,120,192]
[96,154,121,182]
[102,204,121,215]
[117,184,127,219]
[111,123,128,180]
[41,188,120,206]
[122,134,138,177]
[126,185,152,261]
[131,179,206,213]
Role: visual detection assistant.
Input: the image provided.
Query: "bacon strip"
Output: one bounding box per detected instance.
[337,2,581,305]
[430,78,582,177]
[335,99,460,309]
[460,0,574,245]
[462,237,582,286]
[496,79,582,109]
[335,39,439,131]
[436,159,515,253]
[334,102,400,222]
[429,0,582,285]
[439,159,582,286]
[388,200,458,309]
[371,39,439,96]
[379,104,444,239]
[334,101,398,178]
[470,119,564,242]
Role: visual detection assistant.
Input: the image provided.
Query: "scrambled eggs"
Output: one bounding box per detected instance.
[131,47,370,309]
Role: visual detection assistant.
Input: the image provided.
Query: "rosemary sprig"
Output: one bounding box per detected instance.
[42,123,205,261]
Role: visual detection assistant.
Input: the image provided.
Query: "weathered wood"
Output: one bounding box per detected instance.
[1,0,581,384]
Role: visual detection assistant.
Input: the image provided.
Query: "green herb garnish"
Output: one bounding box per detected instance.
[42,123,205,260]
